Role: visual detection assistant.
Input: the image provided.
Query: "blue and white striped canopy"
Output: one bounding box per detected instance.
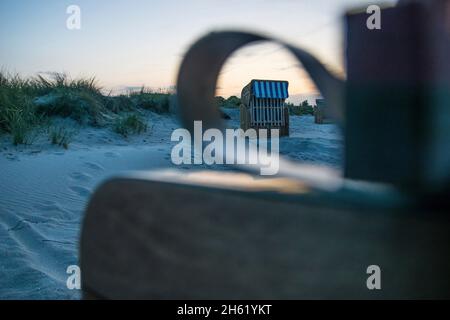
[252,80,289,99]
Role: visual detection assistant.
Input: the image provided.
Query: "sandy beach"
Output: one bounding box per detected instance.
[0,108,342,299]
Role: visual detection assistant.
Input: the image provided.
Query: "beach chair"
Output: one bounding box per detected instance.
[314,99,331,124]
[240,79,290,136]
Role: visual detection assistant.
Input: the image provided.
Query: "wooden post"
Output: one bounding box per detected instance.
[345,1,450,189]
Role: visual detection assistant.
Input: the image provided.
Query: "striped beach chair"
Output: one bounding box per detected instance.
[240,79,289,136]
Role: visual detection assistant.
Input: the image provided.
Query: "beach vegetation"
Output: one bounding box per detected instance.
[48,125,75,149]
[288,100,315,116]
[0,71,174,146]
[113,114,147,137]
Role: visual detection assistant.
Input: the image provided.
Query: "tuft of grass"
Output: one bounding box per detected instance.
[34,88,107,126]
[130,87,171,113]
[104,94,136,113]
[48,125,75,149]
[113,114,147,138]
[30,73,107,126]
[33,72,102,97]
[0,73,40,144]
[4,106,37,145]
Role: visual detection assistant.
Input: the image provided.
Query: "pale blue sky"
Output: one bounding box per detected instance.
[0,0,396,100]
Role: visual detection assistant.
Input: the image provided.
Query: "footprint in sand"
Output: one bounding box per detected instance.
[69,185,92,198]
[104,151,119,158]
[83,162,105,171]
[33,200,62,212]
[33,201,72,219]
[69,171,92,182]
[5,153,19,161]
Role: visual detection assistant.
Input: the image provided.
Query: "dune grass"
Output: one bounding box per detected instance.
[0,71,174,146]
[0,73,41,144]
[113,114,147,138]
[48,125,75,149]
[129,87,172,113]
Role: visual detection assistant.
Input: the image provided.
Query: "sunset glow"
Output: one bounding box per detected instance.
[0,0,396,103]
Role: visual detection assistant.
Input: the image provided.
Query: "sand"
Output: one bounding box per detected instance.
[0,108,342,299]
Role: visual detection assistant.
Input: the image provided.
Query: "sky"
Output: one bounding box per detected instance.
[0,0,397,103]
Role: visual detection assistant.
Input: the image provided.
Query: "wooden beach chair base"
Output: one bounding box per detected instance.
[80,170,450,299]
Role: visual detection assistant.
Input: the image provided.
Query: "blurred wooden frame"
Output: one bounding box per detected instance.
[345,0,450,188]
[80,170,450,299]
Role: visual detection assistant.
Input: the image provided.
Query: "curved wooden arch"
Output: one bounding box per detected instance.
[176,30,345,135]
